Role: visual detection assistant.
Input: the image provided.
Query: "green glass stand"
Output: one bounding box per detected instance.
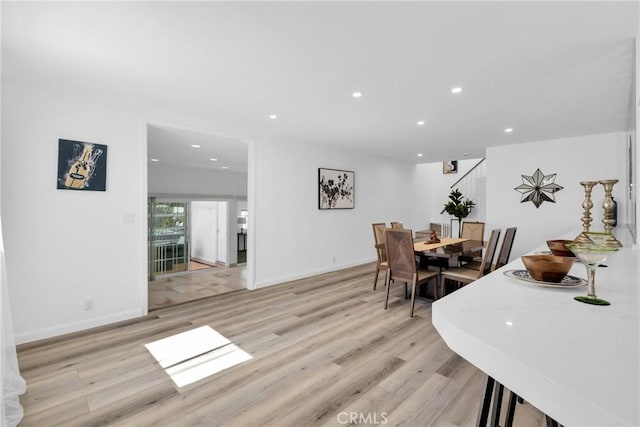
[574,296,610,306]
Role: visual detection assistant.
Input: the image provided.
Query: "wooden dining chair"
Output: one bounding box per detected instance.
[440,229,501,295]
[465,227,517,272]
[459,221,485,265]
[495,227,517,269]
[384,228,439,317]
[372,223,388,290]
[390,222,404,229]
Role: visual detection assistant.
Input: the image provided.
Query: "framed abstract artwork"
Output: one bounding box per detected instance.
[318,168,355,209]
[57,139,108,191]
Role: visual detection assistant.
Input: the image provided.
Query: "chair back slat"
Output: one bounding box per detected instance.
[461,221,485,241]
[372,223,387,263]
[478,229,501,276]
[385,228,416,282]
[495,227,517,269]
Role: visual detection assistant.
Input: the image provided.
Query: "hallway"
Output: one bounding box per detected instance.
[148,264,247,310]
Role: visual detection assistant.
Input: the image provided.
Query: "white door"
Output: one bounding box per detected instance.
[190,201,219,265]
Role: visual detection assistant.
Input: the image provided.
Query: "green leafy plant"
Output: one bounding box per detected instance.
[443,188,475,220]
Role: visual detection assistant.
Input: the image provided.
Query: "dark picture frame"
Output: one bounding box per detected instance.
[318,168,355,209]
[57,139,108,191]
[443,160,458,174]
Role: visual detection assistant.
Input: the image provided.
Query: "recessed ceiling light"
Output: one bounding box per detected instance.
[417,153,423,157]
[352,92,362,98]
[505,128,514,133]
[209,158,218,162]
[221,166,229,169]
[191,144,201,148]
[150,158,159,162]
[451,87,463,94]
[269,114,277,119]
[463,153,469,157]
[417,121,425,126]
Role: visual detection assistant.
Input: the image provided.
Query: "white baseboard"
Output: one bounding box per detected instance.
[254,257,375,289]
[15,308,145,345]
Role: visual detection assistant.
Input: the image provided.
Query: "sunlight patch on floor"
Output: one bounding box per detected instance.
[145,325,252,387]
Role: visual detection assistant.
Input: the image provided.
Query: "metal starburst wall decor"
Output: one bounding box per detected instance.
[514,168,564,208]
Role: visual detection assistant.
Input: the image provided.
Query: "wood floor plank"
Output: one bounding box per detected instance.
[267,352,406,427]
[385,373,463,427]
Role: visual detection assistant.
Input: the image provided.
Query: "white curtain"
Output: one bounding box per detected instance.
[0,217,26,427]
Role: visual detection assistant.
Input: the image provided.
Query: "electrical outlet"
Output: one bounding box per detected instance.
[84,299,94,311]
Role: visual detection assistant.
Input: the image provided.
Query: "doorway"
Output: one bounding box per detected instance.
[148,198,230,280]
[146,123,250,309]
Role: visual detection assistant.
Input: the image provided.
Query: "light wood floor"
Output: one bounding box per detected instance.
[17,263,545,426]
[149,264,247,311]
[189,260,215,271]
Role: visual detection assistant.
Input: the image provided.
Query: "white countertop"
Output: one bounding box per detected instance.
[432,228,639,427]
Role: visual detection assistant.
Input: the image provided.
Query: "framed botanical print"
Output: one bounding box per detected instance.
[318,168,355,209]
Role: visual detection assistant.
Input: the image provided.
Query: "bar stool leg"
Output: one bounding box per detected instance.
[505,391,518,427]
[489,382,504,427]
[476,376,495,427]
[545,415,561,427]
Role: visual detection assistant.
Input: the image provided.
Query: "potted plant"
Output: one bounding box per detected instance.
[443,188,475,237]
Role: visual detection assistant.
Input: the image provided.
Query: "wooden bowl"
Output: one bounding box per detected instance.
[546,239,575,257]
[521,254,573,283]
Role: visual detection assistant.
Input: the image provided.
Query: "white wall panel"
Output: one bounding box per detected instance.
[486,132,627,259]
[1,80,147,343]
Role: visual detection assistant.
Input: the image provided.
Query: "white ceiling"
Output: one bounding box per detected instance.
[2,1,638,170]
[147,124,249,173]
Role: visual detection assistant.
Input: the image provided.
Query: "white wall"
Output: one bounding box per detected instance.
[634,34,639,245]
[253,139,417,288]
[486,132,628,259]
[413,158,486,232]
[1,80,147,343]
[190,201,219,265]
[149,162,247,198]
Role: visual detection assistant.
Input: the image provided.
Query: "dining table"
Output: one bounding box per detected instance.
[412,236,485,298]
[413,236,485,265]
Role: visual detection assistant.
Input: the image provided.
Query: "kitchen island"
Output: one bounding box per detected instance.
[432,228,639,426]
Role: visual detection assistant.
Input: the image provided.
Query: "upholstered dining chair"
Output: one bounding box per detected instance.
[390,222,404,229]
[372,223,388,290]
[458,221,486,265]
[439,229,501,295]
[384,228,439,317]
